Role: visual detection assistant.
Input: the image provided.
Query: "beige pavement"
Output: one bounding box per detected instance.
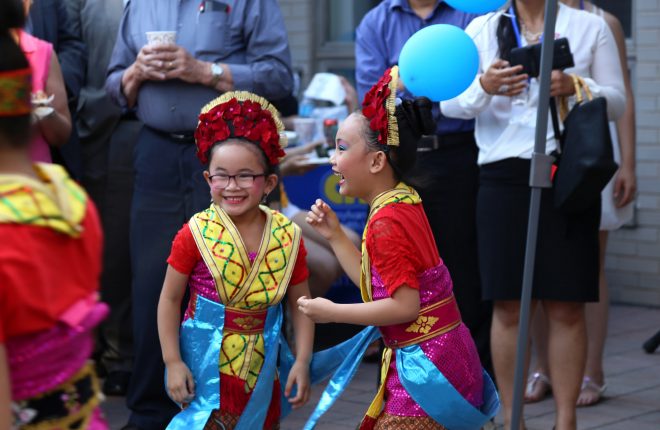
[102,304,660,429]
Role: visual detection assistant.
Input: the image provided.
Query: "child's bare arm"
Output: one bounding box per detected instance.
[287,280,315,363]
[0,345,10,430]
[158,265,195,403]
[158,265,188,364]
[285,280,314,408]
[298,285,420,327]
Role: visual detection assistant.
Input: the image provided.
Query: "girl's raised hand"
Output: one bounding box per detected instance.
[166,360,196,405]
[305,199,341,241]
[297,296,337,323]
[284,360,311,409]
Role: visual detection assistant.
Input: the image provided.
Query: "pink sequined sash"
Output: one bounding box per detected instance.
[7,298,108,400]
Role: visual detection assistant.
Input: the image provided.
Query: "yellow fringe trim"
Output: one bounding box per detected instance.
[199,91,288,149]
[386,66,400,148]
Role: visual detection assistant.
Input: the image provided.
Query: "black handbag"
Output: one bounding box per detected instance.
[550,74,618,213]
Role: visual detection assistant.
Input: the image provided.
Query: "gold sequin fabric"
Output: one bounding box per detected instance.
[374,413,447,430]
[203,410,280,430]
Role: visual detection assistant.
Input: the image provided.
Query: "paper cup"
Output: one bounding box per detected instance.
[146,31,177,45]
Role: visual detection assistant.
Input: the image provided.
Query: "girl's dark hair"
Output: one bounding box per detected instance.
[360,97,435,184]
[0,0,32,146]
[496,1,519,63]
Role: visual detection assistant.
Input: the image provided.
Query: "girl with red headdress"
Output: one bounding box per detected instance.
[298,67,499,430]
[157,92,314,430]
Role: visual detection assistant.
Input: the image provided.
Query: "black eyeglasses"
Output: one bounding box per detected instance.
[208,173,267,188]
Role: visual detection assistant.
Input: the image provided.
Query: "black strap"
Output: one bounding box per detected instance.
[549,97,562,152]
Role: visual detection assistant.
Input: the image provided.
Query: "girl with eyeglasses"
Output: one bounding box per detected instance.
[157,92,314,430]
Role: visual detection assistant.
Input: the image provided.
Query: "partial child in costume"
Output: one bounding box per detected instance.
[157,92,314,430]
[0,1,108,428]
[298,67,499,430]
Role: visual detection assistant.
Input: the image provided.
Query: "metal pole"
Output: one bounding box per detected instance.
[509,1,559,429]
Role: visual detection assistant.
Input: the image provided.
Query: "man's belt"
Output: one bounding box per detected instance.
[379,294,462,348]
[417,131,474,152]
[147,126,196,144]
[224,307,269,335]
[12,362,101,429]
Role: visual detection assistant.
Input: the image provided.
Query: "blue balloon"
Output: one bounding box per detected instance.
[399,24,479,102]
[444,0,507,14]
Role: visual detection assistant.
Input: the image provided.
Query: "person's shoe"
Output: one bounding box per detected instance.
[576,376,606,407]
[524,372,552,403]
[103,370,131,396]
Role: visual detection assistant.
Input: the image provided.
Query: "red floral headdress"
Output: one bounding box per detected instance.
[194,91,287,165]
[0,68,32,118]
[361,66,399,148]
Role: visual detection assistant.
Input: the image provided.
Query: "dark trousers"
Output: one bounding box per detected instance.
[97,120,142,373]
[126,127,209,430]
[413,134,493,376]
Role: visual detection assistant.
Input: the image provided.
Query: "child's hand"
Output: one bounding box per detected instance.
[166,360,196,404]
[297,296,336,323]
[306,199,341,241]
[284,359,311,409]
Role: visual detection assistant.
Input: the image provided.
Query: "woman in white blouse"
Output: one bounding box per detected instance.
[441,1,624,429]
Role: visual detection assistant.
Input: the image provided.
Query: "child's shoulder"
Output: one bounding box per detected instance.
[370,201,421,222]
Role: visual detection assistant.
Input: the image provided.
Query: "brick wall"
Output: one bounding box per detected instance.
[607,0,660,306]
[278,0,313,94]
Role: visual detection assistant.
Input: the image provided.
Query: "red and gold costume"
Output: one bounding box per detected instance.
[0,163,108,429]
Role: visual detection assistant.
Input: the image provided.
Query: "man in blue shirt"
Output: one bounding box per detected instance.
[356,0,493,376]
[105,1,293,429]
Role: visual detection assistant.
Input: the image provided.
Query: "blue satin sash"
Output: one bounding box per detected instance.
[166,297,499,430]
[304,332,500,430]
[302,326,381,430]
[397,344,500,430]
[166,296,285,430]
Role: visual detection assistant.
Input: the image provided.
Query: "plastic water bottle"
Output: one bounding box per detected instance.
[299,97,314,118]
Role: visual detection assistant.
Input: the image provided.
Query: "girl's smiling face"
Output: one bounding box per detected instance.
[204,140,278,220]
[330,113,377,200]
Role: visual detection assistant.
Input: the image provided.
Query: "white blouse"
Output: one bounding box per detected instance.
[441,3,625,166]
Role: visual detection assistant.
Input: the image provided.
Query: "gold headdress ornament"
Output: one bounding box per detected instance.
[0,68,32,117]
[194,91,287,165]
[361,65,399,148]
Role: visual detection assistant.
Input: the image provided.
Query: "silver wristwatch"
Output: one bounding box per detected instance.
[210,62,224,87]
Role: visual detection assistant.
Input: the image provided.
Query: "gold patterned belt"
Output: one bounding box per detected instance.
[12,362,101,430]
[224,307,269,335]
[379,294,462,349]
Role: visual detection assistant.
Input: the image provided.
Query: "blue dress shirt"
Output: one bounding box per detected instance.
[356,0,478,135]
[105,0,293,132]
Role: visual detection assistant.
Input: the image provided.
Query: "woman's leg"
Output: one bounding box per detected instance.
[492,300,536,429]
[578,230,609,406]
[544,300,587,430]
[526,307,552,402]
